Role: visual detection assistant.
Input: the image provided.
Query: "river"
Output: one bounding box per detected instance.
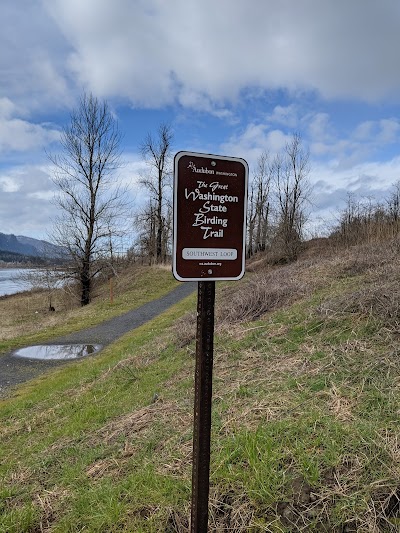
[0,268,40,297]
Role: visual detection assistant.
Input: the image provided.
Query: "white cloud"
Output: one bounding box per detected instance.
[0,96,60,155]
[28,190,55,201]
[0,98,17,118]
[377,119,400,143]
[308,116,400,169]
[119,153,147,189]
[267,105,300,129]
[0,176,21,193]
[219,123,291,175]
[0,164,57,238]
[0,116,60,154]
[1,1,73,111]
[309,157,400,227]
[41,0,400,108]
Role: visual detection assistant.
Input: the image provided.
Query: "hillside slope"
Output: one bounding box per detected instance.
[1,242,400,532]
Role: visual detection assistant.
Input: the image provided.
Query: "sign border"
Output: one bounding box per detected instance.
[173,150,248,282]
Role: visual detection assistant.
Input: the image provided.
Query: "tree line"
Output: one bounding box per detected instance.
[49,92,399,307]
[48,93,314,306]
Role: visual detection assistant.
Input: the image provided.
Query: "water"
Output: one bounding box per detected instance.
[0,269,37,297]
[13,344,102,360]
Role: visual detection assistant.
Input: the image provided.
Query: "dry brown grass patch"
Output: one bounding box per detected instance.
[171,311,197,348]
[218,267,311,324]
[0,287,72,341]
[317,281,400,329]
[324,385,355,421]
[92,401,175,445]
[33,487,70,532]
[171,263,316,348]
[86,454,131,480]
[156,439,193,479]
[85,400,193,481]
[165,489,256,532]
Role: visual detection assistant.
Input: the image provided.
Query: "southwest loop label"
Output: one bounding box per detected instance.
[173,151,248,281]
[182,248,237,260]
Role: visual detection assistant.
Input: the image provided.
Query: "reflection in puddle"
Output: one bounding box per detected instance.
[13,344,102,360]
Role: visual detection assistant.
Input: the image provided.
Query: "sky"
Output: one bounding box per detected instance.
[1,0,400,244]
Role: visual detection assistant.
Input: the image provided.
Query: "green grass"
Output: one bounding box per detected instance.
[0,293,196,532]
[2,250,400,531]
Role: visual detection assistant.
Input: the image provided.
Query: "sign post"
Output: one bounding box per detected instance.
[173,151,248,532]
[191,280,215,531]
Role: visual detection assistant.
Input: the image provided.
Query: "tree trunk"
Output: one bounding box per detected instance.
[80,263,91,306]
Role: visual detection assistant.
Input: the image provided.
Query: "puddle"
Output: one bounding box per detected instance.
[13,344,102,360]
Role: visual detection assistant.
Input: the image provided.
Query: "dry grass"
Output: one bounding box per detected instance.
[317,279,400,332]
[5,239,400,531]
[91,400,180,446]
[165,489,257,533]
[0,287,74,340]
[172,238,400,351]
[0,264,175,344]
[34,487,70,533]
[172,256,327,348]
[172,261,317,348]
[218,267,311,324]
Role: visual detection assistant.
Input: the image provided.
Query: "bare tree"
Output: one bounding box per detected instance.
[49,93,128,306]
[140,123,173,263]
[274,133,311,261]
[134,199,157,264]
[333,192,393,246]
[386,181,400,234]
[247,151,273,257]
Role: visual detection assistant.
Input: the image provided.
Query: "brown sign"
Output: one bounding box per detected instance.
[173,151,248,281]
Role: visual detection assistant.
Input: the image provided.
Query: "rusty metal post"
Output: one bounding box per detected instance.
[191,280,215,532]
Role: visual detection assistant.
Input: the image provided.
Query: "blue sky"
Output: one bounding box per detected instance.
[1,0,400,242]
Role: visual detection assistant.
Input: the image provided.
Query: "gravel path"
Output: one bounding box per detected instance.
[0,282,196,397]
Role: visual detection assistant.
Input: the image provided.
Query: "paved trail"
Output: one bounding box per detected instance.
[0,282,196,397]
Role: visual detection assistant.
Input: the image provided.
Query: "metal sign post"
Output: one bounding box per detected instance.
[173,151,248,532]
[191,280,215,531]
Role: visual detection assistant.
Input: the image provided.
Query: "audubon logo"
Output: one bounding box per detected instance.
[188,161,215,175]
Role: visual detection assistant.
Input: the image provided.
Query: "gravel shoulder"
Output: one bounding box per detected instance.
[0,282,196,398]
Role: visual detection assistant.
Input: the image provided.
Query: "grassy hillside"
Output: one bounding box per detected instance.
[1,244,400,531]
[0,264,179,354]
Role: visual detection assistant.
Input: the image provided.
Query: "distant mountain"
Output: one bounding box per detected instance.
[16,235,63,258]
[0,233,64,260]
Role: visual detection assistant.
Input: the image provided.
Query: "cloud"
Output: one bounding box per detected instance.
[0,116,60,154]
[308,117,400,168]
[310,157,400,214]
[0,98,18,118]
[0,152,141,240]
[221,123,289,166]
[0,97,60,155]
[0,164,58,238]
[1,1,73,111]
[267,105,302,129]
[41,0,400,108]
[0,175,21,193]
[27,190,55,201]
